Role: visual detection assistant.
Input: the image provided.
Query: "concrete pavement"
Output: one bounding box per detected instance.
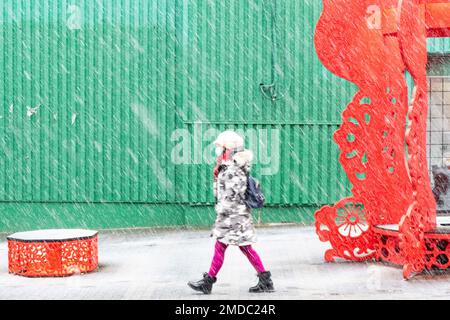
[0,225,450,299]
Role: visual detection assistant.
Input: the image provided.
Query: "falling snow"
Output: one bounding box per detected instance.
[0,0,448,302]
[0,226,449,300]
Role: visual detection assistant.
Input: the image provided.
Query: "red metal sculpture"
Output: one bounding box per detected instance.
[314,0,450,279]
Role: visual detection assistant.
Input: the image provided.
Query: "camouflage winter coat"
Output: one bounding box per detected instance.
[212,158,257,246]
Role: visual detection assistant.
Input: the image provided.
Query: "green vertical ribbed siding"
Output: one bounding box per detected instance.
[175,0,353,206]
[429,38,450,54]
[0,0,448,231]
[0,0,176,203]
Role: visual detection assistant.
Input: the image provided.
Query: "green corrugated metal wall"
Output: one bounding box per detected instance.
[0,0,448,231]
[429,38,450,54]
[0,0,176,204]
[174,0,353,207]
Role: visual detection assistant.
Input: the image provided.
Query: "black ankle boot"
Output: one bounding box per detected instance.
[188,273,217,294]
[249,271,274,293]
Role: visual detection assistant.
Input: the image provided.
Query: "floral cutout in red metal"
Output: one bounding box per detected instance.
[314,0,450,279]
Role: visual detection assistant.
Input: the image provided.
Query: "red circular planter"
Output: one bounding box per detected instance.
[7,229,98,277]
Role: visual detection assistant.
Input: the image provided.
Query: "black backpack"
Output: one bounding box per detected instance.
[244,175,265,209]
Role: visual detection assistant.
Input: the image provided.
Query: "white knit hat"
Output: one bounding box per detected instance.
[213,130,244,149]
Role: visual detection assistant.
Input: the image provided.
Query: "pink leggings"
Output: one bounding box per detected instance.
[208,240,266,277]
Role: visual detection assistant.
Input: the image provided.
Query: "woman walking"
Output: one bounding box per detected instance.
[188,131,274,294]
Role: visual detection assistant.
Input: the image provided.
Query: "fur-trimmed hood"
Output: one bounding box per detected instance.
[232,150,253,167]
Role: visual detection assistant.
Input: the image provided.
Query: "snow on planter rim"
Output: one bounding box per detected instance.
[7,229,98,242]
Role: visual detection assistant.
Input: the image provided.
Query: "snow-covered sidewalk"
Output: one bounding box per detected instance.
[0,225,449,300]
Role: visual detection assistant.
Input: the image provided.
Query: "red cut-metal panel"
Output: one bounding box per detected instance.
[8,236,98,277]
[315,197,376,262]
[374,224,450,271]
[426,2,450,37]
[397,0,432,279]
[382,1,450,37]
[313,0,447,278]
